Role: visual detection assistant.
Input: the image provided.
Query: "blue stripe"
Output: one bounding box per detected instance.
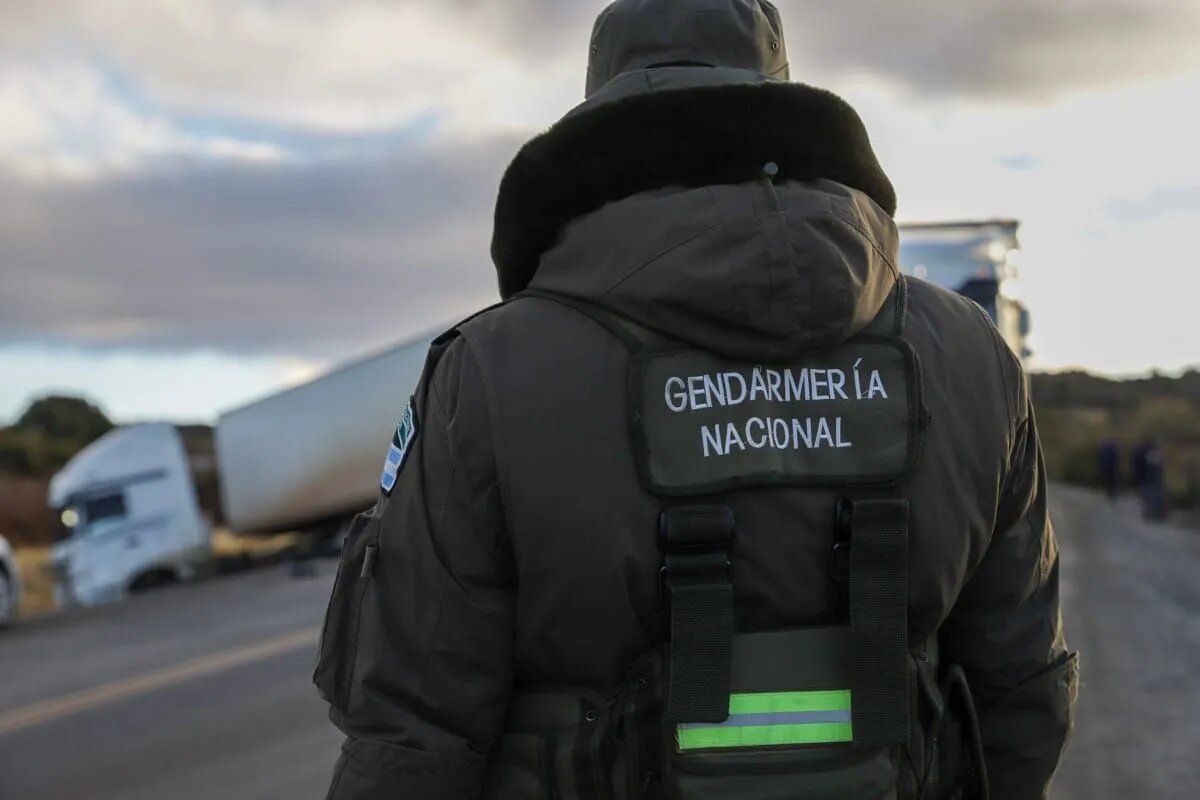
[680,710,851,730]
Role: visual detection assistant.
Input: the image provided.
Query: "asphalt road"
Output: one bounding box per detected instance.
[0,487,1196,799]
[0,561,343,800]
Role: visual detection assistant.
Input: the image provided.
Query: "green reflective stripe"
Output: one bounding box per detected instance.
[727,689,851,715]
[678,722,854,750]
[676,690,855,751]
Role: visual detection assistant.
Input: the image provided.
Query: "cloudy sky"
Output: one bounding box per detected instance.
[2,0,1199,423]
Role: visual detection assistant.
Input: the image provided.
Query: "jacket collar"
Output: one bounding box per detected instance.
[491,80,896,299]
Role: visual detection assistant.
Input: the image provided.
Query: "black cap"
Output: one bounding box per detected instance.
[586,0,789,98]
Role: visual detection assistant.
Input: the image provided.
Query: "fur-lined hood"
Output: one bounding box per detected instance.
[490,80,901,360]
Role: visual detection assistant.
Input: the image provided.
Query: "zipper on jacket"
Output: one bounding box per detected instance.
[759,161,796,310]
[761,161,783,206]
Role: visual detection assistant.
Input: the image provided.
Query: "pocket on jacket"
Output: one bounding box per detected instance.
[481,733,558,800]
[983,650,1080,773]
[667,744,898,800]
[313,511,379,709]
[661,627,900,800]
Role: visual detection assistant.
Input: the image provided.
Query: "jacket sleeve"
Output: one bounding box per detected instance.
[940,354,1079,800]
[317,333,513,800]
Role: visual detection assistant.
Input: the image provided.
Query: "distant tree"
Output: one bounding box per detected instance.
[0,396,114,477]
[14,396,113,443]
[0,434,36,474]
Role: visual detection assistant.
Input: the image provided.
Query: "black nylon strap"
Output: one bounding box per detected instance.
[571,695,604,800]
[660,505,734,723]
[849,497,910,746]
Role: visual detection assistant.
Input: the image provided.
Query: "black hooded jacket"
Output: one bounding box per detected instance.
[316,7,1076,799]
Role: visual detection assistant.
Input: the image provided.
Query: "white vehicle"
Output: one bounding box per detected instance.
[0,533,21,628]
[898,219,1031,359]
[216,331,439,538]
[49,423,211,607]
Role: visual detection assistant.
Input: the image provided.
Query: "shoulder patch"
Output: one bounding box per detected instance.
[380,397,419,495]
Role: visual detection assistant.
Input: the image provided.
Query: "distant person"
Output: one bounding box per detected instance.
[1140,439,1168,521]
[1131,440,1149,490]
[1098,438,1120,499]
[314,2,1078,798]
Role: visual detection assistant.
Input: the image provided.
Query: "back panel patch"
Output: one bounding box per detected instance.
[633,338,923,495]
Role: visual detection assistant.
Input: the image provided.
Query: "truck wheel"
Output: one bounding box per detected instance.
[0,567,14,628]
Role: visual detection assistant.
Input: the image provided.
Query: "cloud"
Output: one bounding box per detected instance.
[0,58,287,179]
[3,0,1197,166]
[1107,185,1200,223]
[2,0,1200,386]
[0,136,520,359]
[778,0,1200,101]
[1,0,586,141]
[995,153,1043,171]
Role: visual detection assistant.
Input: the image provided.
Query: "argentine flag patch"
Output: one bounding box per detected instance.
[380,397,418,495]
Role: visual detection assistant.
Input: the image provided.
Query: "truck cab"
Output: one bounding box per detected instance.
[49,423,211,607]
[898,219,1031,360]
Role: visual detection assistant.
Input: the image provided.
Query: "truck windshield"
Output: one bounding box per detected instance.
[56,492,128,542]
[81,493,128,539]
[898,235,1007,293]
[84,493,127,524]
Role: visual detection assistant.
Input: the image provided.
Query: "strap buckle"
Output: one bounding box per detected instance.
[658,505,735,550]
[830,497,854,585]
[829,542,851,584]
[658,506,734,596]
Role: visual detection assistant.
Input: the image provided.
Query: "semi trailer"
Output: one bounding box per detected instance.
[215,330,441,540]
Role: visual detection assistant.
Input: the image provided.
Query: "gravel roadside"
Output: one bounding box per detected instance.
[1052,484,1200,800]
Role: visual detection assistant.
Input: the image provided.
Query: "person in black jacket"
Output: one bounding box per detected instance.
[316,2,1077,797]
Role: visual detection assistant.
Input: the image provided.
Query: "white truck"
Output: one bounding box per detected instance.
[43,329,440,607]
[215,332,437,540]
[898,219,1031,360]
[49,423,211,607]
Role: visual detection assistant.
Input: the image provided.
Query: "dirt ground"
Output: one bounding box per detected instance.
[12,547,54,619]
[1052,485,1200,800]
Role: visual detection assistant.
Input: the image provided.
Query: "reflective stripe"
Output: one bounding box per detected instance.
[676,690,853,750]
[678,722,853,750]
[728,689,850,715]
[698,710,851,727]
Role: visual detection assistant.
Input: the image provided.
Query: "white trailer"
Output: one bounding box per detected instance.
[215,332,438,537]
[48,423,212,606]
